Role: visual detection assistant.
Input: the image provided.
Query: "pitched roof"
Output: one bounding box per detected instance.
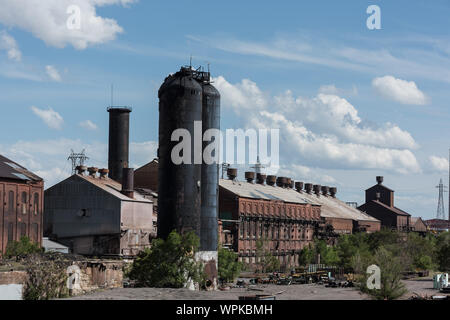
[300,191,379,222]
[369,200,411,216]
[366,183,394,192]
[0,154,42,182]
[75,174,152,203]
[219,179,317,205]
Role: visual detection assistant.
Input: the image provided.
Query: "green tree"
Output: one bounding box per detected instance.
[127,230,205,288]
[255,238,280,272]
[218,246,242,283]
[5,236,42,258]
[365,247,407,300]
[436,231,450,271]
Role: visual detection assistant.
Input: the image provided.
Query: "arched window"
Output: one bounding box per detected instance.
[33,193,39,215]
[21,192,28,214]
[7,223,14,243]
[8,191,15,214]
[20,223,27,238]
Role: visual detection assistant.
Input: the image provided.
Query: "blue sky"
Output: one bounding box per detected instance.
[0,0,449,219]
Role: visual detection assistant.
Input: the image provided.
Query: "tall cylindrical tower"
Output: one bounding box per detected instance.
[157,67,203,240]
[200,79,220,252]
[108,107,131,182]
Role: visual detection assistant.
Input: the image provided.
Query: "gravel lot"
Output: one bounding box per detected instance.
[63,277,450,300]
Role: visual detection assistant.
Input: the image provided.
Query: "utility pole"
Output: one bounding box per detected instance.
[67,149,89,174]
[436,178,447,220]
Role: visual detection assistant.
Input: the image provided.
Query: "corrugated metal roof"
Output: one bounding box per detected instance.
[220,179,318,205]
[76,174,153,203]
[0,154,43,182]
[220,179,378,223]
[300,192,380,222]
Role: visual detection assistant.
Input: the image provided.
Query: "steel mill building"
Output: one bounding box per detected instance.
[218,169,381,269]
[358,176,412,231]
[0,154,44,255]
[44,166,155,256]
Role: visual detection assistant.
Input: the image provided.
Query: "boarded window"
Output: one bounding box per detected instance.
[7,223,14,243]
[20,223,27,238]
[8,191,15,214]
[31,223,39,243]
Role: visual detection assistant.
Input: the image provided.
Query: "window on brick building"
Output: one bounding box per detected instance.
[21,192,28,214]
[33,193,39,215]
[8,190,15,214]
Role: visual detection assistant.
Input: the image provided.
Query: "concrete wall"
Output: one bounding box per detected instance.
[0,260,124,299]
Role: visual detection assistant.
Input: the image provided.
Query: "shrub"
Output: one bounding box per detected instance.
[365,247,407,300]
[22,253,70,300]
[127,230,205,288]
[255,238,280,272]
[436,231,450,271]
[5,237,42,258]
[218,246,242,283]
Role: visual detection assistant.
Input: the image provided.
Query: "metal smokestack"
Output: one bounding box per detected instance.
[121,168,134,198]
[108,107,131,182]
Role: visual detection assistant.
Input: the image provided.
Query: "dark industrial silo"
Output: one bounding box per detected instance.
[107,107,131,182]
[157,67,203,240]
[199,74,221,253]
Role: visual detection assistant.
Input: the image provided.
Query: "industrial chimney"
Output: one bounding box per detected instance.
[305,183,313,194]
[329,187,337,198]
[108,107,131,183]
[121,168,134,198]
[321,186,329,196]
[295,181,304,192]
[313,184,321,196]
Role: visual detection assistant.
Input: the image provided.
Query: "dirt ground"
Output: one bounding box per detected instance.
[63,278,445,300]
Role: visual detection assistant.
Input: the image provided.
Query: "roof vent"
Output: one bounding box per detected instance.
[376,176,383,185]
[321,186,329,196]
[256,173,266,184]
[295,181,304,192]
[227,168,237,180]
[286,177,292,188]
[266,175,276,186]
[305,183,313,194]
[313,184,321,196]
[276,177,287,187]
[329,187,337,198]
[99,168,109,179]
[245,171,255,183]
[87,167,98,178]
[76,166,87,175]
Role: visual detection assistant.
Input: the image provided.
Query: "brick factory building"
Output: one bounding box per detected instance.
[44,166,155,256]
[358,176,411,231]
[134,158,158,192]
[218,169,380,269]
[0,154,44,255]
[219,171,320,269]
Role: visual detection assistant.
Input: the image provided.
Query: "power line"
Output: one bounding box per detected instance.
[67,149,89,175]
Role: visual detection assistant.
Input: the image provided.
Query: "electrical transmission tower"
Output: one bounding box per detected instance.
[436,178,447,220]
[67,149,89,174]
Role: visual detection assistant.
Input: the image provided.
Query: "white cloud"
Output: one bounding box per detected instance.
[31,106,64,130]
[430,156,448,173]
[0,0,137,50]
[372,75,429,105]
[0,30,21,61]
[279,164,337,186]
[79,120,98,130]
[45,65,62,82]
[215,76,421,174]
[318,84,358,96]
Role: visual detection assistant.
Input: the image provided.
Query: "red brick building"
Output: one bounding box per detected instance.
[358,176,411,231]
[219,176,321,269]
[0,154,44,255]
